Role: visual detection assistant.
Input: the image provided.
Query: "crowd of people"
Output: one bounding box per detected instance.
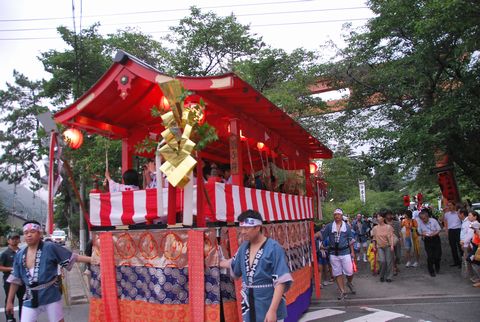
[315,203,480,300]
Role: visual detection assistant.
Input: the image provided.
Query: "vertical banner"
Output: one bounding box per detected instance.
[358,180,366,204]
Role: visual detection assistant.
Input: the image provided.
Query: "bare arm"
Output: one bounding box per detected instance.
[105,169,112,181]
[219,258,232,269]
[0,265,13,273]
[6,283,19,316]
[76,254,92,264]
[265,283,286,322]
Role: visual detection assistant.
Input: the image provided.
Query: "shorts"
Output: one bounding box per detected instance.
[21,299,64,322]
[403,236,413,250]
[329,254,353,277]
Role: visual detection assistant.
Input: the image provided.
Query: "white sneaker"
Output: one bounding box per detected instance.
[323,281,333,286]
[363,254,367,262]
[357,256,360,261]
[405,261,411,267]
[412,262,418,267]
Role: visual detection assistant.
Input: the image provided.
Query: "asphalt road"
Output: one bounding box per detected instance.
[303,296,480,322]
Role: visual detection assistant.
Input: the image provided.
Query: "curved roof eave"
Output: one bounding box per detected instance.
[54,50,332,159]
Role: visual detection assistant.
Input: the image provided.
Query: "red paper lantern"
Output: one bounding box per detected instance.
[257,142,265,150]
[403,195,410,207]
[63,128,83,149]
[309,162,318,174]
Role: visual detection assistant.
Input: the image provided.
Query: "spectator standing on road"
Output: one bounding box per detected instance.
[463,211,480,283]
[371,212,395,282]
[220,210,293,322]
[467,221,480,287]
[5,220,92,322]
[0,232,26,321]
[442,201,462,268]
[402,210,419,268]
[352,214,369,263]
[459,208,471,277]
[417,210,442,277]
[386,210,402,275]
[322,209,356,300]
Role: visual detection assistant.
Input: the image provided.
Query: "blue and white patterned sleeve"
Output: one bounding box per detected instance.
[6,252,24,285]
[50,243,77,271]
[271,242,293,292]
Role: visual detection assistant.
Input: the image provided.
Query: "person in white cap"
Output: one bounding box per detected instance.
[220,210,293,322]
[322,208,356,300]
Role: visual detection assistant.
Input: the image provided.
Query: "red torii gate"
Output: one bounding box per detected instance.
[308,80,460,204]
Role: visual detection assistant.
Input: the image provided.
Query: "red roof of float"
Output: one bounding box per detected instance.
[55,51,332,164]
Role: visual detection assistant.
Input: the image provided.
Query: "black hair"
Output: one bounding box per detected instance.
[404,210,413,219]
[468,210,479,220]
[419,209,429,217]
[238,209,263,223]
[123,169,139,187]
[378,209,388,218]
[459,208,468,217]
[23,220,41,227]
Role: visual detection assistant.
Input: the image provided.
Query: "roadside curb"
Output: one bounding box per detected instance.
[310,293,480,307]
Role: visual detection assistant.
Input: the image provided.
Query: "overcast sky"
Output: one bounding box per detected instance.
[0,0,374,90]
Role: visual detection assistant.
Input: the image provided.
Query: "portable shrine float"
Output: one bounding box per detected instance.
[51,51,332,322]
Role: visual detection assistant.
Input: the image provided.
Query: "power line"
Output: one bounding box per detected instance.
[0,16,371,41]
[0,0,325,22]
[0,7,370,33]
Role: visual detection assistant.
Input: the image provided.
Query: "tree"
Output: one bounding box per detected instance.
[0,71,48,190]
[235,47,326,116]
[316,0,480,189]
[105,28,169,72]
[164,6,264,76]
[40,24,111,104]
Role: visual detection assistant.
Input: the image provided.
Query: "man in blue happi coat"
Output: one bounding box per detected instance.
[6,220,91,322]
[221,210,293,322]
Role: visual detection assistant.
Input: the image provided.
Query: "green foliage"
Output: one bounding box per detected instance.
[164,6,264,76]
[194,122,219,151]
[316,0,480,190]
[0,71,48,190]
[235,48,325,116]
[41,24,111,103]
[105,28,169,71]
[323,190,407,222]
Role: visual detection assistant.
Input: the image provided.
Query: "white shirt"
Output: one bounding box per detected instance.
[417,218,441,236]
[444,211,461,229]
[463,220,479,245]
[460,217,470,242]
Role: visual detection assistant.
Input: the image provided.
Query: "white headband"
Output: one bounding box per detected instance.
[23,223,41,232]
[239,218,262,227]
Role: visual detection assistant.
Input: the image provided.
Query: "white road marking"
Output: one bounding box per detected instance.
[299,308,345,321]
[0,306,19,313]
[344,307,410,322]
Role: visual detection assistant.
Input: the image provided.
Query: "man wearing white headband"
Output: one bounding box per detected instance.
[6,220,92,322]
[220,210,292,322]
[322,208,356,300]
